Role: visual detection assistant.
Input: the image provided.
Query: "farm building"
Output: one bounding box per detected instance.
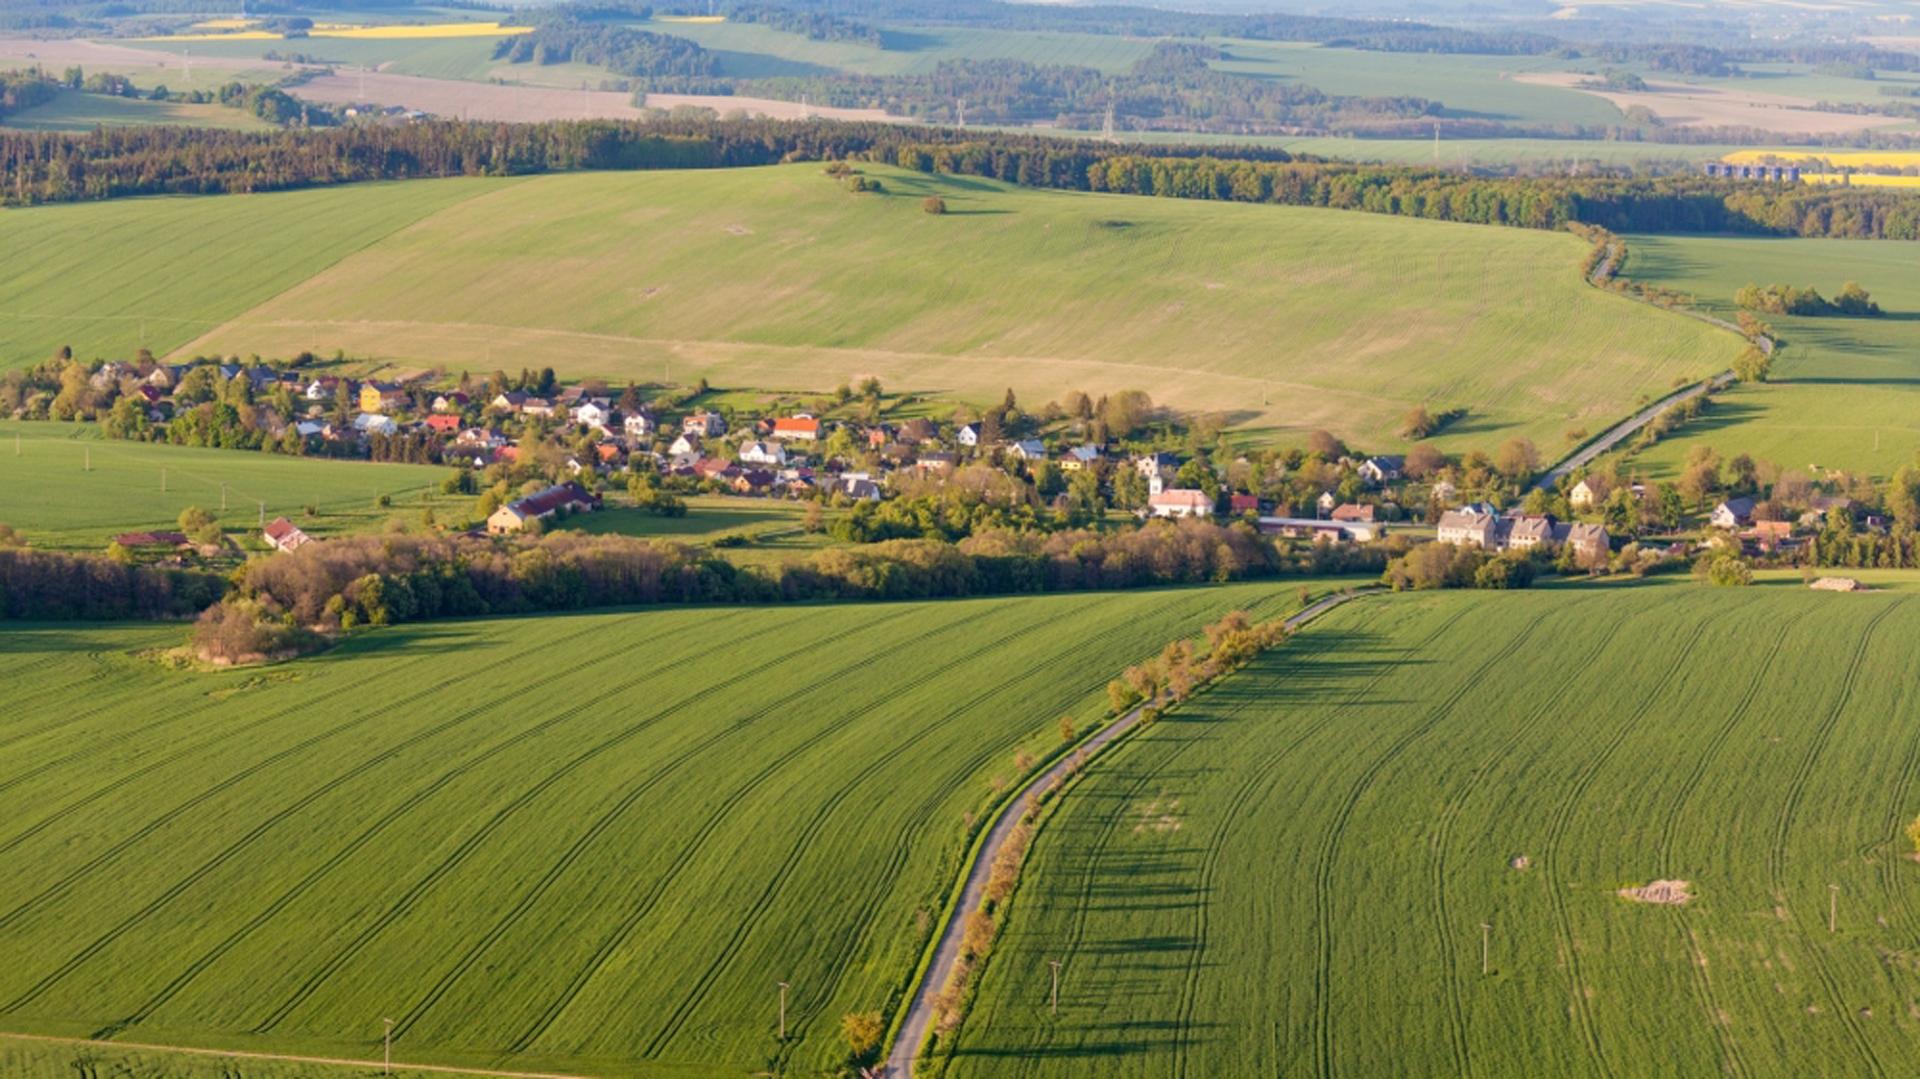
[262,517,313,553]
[1148,489,1214,519]
[487,483,600,535]
[771,416,821,441]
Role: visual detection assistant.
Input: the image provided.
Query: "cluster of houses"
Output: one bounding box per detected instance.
[1705,493,1880,555]
[1435,508,1611,562]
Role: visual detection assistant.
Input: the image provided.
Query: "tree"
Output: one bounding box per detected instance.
[1492,438,1539,481]
[1305,429,1345,459]
[841,1011,883,1063]
[1059,714,1076,743]
[1907,813,1920,856]
[1732,345,1772,383]
[1833,281,1882,317]
[1404,443,1446,478]
[1399,405,1435,440]
[922,195,947,214]
[1111,466,1148,510]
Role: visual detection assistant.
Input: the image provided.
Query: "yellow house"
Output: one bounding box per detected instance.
[359,382,408,413]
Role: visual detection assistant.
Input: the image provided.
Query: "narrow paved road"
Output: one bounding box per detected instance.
[882,588,1376,1077]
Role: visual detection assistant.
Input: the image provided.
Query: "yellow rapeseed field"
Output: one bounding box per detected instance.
[1800,172,1920,187]
[1723,149,1920,169]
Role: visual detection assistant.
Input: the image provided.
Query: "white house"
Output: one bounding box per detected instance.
[739,440,787,467]
[1358,456,1405,486]
[624,411,657,440]
[571,400,612,430]
[352,413,398,437]
[1135,452,1179,496]
[1569,477,1601,509]
[1436,509,1498,548]
[956,423,982,447]
[262,517,312,553]
[1711,497,1756,530]
[1148,488,1213,519]
[669,433,702,457]
[1009,438,1047,461]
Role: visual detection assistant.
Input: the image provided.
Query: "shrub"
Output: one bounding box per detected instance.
[922,195,947,214]
[841,1011,883,1063]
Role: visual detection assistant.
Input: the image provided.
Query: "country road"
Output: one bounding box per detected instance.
[882,588,1377,1078]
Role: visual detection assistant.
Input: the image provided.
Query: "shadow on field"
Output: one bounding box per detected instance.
[952,1019,1209,1060]
[1649,400,1765,439]
[1773,376,1920,387]
[0,628,118,654]
[317,624,482,660]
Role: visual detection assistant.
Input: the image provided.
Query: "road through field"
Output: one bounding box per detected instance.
[884,588,1376,1078]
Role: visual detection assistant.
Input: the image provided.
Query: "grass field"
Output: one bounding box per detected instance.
[953,580,1920,1076]
[0,421,449,549]
[0,582,1324,1076]
[0,177,506,367]
[90,163,1737,452]
[0,90,272,132]
[1618,233,1920,480]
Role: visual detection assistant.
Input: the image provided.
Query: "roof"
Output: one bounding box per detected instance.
[773,417,821,436]
[1718,496,1757,516]
[1437,509,1494,531]
[503,482,598,521]
[1150,488,1212,509]
[113,531,188,547]
[1364,455,1405,470]
[1228,493,1260,511]
[1330,503,1375,522]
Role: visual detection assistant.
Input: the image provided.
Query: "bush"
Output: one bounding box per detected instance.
[923,195,947,214]
[841,1011,883,1063]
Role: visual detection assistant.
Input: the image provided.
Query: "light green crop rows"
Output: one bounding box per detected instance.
[953,581,1920,1076]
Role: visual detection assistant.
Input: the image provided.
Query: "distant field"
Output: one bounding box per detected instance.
[0,177,505,367]
[0,90,272,132]
[0,421,449,549]
[955,581,1920,1076]
[135,164,1735,452]
[1026,129,1739,168]
[1618,233,1920,479]
[0,583,1315,1076]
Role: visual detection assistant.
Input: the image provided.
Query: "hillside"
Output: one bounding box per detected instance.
[0,163,1737,452]
[1619,234,1920,480]
[0,583,1312,1077]
[955,580,1920,1076]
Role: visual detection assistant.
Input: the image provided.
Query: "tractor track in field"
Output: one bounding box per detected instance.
[632,598,1137,1061]
[413,599,1067,1055]
[3,616,635,1017]
[1873,611,1920,933]
[1539,606,1726,1078]
[1170,602,1452,1079]
[0,1030,592,1079]
[252,606,920,1037]
[1426,596,1622,1079]
[88,610,765,1041]
[0,637,501,938]
[1656,599,1792,1079]
[1763,600,1899,1079]
[1308,606,1550,1079]
[0,675,249,797]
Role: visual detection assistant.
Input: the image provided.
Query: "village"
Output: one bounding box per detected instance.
[16,354,1904,579]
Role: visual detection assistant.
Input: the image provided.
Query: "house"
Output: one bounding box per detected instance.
[262,517,313,553]
[424,413,463,434]
[623,411,657,440]
[571,400,612,430]
[1009,439,1047,462]
[956,423,982,448]
[1429,479,1458,505]
[1569,477,1602,509]
[1258,516,1380,543]
[352,413,398,437]
[683,410,727,438]
[1358,456,1405,486]
[1135,452,1179,496]
[1745,520,1795,551]
[1148,488,1213,519]
[1315,491,1338,516]
[771,416,822,442]
[739,440,787,467]
[1228,493,1261,516]
[486,482,600,535]
[731,468,777,494]
[863,424,895,448]
[519,396,557,419]
[669,433,702,457]
[916,452,956,472]
[1436,509,1498,549]
[303,376,341,401]
[1711,497,1756,530]
[491,391,529,413]
[1501,514,1555,550]
[432,392,469,413]
[1061,445,1103,471]
[1330,503,1375,524]
[1562,521,1611,562]
[359,382,408,414]
[694,456,733,481]
[899,418,938,445]
[839,476,883,502]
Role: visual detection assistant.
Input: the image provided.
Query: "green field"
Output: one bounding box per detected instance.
[0,177,507,368]
[0,90,273,132]
[0,583,1322,1076]
[0,421,449,549]
[22,163,1732,452]
[952,580,1920,1076]
[1618,233,1920,480]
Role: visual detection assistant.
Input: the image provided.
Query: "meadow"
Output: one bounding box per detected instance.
[952,580,1920,1077]
[1618,233,1920,479]
[0,421,449,550]
[140,164,1734,452]
[0,582,1322,1076]
[0,90,273,132]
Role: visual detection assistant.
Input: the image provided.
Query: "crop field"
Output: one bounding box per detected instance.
[1618,233,1920,479]
[1802,173,1920,188]
[114,164,1735,452]
[951,581,1920,1077]
[0,421,449,549]
[0,177,504,367]
[0,582,1319,1076]
[0,90,272,132]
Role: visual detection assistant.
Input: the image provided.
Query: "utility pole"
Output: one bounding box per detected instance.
[1480,922,1491,976]
[1829,884,1839,934]
[221,482,228,511]
[1048,960,1062,1015]
[777,981,790,1041]
[382,1017,394,1076]
[258,501,266,529]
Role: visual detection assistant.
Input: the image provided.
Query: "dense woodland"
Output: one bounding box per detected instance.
[493,22,724,89]
[10,119,1920,239]
[0,545,225,620]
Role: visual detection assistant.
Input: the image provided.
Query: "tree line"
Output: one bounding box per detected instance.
[0,545,225,621]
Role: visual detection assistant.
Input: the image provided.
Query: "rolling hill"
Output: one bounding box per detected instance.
[0,163,1736,452]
